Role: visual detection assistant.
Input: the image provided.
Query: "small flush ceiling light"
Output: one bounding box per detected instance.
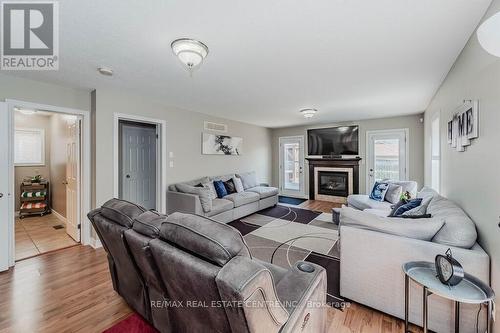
[98,67,114,76]
[171,38,209,73]
[477,12,500,57]
[300,108,317,118]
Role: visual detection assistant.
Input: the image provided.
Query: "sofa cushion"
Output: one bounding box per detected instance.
[205,198,234,217]
[132,210,166,238]
[246,186,279,199]
[347,194,392,211]
[100,198,146,228]
[236,171,258,190]
[170,176,210,192]
[213,180,228,198]
[340,207,444,241]
[224,192,260,207]
[427,195,477,249]
[369,181,389,201]
[385,184,403,204]
[210,174,235,182]
[386,180,418,198]
[160,212,250,266]
[201,182,217,200]
[176,183,213,213]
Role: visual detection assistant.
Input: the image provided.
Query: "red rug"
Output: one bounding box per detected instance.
[103,314,158,333]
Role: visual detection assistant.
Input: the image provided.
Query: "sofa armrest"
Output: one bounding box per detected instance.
[340,225,489,333]
[167,191,203,215]
[277,262,327,333]
[216,256,289,333]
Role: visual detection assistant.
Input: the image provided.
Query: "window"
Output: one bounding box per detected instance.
[14,128,45,165]
[431,116,440,192]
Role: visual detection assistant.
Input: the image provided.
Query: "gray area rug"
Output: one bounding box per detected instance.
[228,204,345,307]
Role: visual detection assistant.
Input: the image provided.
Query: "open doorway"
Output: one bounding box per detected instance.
[13,109,81,260]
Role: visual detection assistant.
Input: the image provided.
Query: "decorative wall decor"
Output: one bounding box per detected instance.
[202,133,242,155]
[447,100,479,152]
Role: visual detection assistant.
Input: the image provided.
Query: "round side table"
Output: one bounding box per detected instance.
[403,261,495,333]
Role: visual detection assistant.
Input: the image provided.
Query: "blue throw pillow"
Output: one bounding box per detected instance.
[393,198,423,217]
[213,180,227,198]
[369,182,389,202]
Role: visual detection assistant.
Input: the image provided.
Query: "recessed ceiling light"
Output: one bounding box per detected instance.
[171,38,209,73]
[14,107,37,115]
[300,108,317,118]
[98,67,114,76]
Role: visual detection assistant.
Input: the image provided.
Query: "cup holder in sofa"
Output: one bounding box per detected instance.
[297,262,315,273]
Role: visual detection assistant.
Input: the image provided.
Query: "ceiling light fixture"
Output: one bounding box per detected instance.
[171,38,209,73]
[300,108,317,118]
[98,67,114,76]
[477,12,500,57]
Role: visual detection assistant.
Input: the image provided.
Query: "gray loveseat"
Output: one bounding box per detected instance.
[167,171,278,223]
[341,187,489,333]
[89,199,328,333]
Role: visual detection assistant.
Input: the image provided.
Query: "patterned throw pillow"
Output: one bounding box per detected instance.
[213,180,228,198]
[402,196,432,217]
[232,177,244,193]
[223,179,236,194]
[393,198,423,217]
[369,182,389,202]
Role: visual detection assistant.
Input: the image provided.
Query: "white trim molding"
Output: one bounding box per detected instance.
[6,99,92,267]
[113,113,167,214]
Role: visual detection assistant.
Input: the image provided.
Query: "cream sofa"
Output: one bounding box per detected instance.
[341,187,489,333]
[167,171,278,223]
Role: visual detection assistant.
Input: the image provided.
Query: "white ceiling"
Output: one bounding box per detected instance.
[5,0,491,128]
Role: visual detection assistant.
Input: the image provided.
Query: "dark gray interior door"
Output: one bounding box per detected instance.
[119,121,157,210]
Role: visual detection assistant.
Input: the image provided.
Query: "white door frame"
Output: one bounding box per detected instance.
[278,135,306,198]
[365,128,410,194]
[5,99,92,267]
[113,113,167,213]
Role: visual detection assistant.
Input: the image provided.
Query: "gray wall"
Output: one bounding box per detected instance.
[271,114,424,195]
[424,0,500,328]
[94,88,273,209]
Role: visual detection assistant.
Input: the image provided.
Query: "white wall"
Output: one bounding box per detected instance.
[424,1,500,330]
[271,114,424,195]
[93,88,273,210]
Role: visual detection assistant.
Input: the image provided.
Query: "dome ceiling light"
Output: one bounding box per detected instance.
[477,12,500,57]
[171,38,209,73]
[300,108,317,118]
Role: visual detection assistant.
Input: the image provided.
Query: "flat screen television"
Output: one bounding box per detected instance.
[307,125,359,156]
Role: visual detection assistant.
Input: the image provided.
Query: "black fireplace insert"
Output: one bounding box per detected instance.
[318,171,349,197]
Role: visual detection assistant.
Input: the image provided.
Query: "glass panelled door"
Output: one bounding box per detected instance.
[279,136,305,197]
[367,129,408,193]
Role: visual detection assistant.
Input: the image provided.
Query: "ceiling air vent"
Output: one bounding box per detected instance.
[204,121,227,133]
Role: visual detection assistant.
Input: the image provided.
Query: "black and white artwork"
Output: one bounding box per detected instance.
[447,100,479,152]
[202,133,242,155]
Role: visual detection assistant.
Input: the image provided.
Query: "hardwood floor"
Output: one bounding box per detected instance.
[298,199,342,213]
[15,214,78,261]
[0,245,423,333]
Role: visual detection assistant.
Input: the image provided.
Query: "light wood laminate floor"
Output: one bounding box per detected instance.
[15,214,78,261]
[1,246,423,332]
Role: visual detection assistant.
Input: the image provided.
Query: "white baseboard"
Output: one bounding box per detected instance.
[52,210,67,224]
[90,237,102,249]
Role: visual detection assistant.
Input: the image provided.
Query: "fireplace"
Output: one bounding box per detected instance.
[307,157,361,203]
[318,171,349,197]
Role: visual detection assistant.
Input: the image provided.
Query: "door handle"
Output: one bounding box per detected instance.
[126,174,131,179]
[62,181,68,185]
[0,193,3,198]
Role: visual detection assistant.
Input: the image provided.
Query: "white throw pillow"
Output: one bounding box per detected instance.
[232,177,244,193]
[385,184,403,204]
[202,182,217,200]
